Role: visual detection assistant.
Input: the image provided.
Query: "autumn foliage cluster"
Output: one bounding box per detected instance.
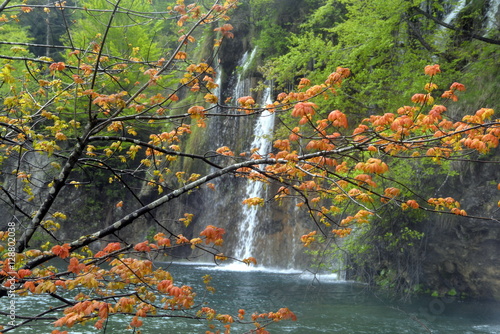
[0,0,499,333]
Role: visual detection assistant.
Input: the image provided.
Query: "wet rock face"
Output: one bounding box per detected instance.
[422,155,500,300]
[424,221,500,300]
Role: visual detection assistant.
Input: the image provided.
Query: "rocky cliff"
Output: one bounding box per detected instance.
[422,153,500,299]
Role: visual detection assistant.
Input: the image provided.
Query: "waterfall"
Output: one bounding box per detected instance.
[434,0,467,53]
[443,0,466,25]
[201,47,279,265]
[439,0,500,34]
[193,47,311,269]
[233,87,275,261]
[487,0,500,31]
[213,63,222,105]
[232,48,257,98]
[208,48,258,150]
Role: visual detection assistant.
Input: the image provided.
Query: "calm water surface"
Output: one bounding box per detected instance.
[7,262,500,333]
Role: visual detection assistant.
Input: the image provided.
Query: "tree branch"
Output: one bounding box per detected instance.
[412,7,500,45]
[0,0,11,12]
[15,124,93,253]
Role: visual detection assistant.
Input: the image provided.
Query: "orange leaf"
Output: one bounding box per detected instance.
[156,237,171,247]
[450,82,466,92]
[176,234,190,244]
[300,231,317,247]
[24,281,36,293]
[17,269,32,278]
[327,110,348,128]
[49,62,66,72]
[134,241,151,252]
[51,243,71,259]
[215,146,234,156]
[200,225,226,245]
[424,64,441,76]
[291,102,317,118]
[103,242,121,253]
[52,330,69,334]
[406,200,419,209]
[187,105,205,119]
[68,257,86,274]
[242,257,257,266]
[130,316,143,328]
[332,228,352,237]
[174,51,187,60]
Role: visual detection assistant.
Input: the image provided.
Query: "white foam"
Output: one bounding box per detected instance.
[472,324,500,333]
[165,261,347,282]
[158,261,217,267]
[195,262,302,274]
[298,272,341,283]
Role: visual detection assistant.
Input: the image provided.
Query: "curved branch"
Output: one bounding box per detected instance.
[15,124,93,253]
[20,137,371,269]
[3,4,174,19]
[0,0,11,12]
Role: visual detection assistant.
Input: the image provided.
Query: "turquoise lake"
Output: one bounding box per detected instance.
[6,262,500,333]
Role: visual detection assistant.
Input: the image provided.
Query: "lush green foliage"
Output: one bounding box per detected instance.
[255,0,500,293]
[265,0,499,115]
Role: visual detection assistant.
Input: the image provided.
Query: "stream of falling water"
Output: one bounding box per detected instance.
[233,87,275,260]
[443,0,467,25]
[434,0,468,53]
[234,48,257,94]
[487,0,500,31]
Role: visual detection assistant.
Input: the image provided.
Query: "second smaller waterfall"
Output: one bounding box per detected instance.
[443,0,467,25]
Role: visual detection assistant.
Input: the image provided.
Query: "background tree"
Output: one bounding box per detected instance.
[257,0,499,294]
[0,0,499,333]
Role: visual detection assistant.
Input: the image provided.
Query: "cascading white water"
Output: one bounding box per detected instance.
[206,47,278,264]
[233,48,257,97]
[487,0,500,31]
[209,48,258,149]
[233,87,275,260]
[213,64,222,104]
[203,47,309,269]
[434,0,467,53]
[443,0,467,25]
[440,0,500,32]
[434,0,500,54]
